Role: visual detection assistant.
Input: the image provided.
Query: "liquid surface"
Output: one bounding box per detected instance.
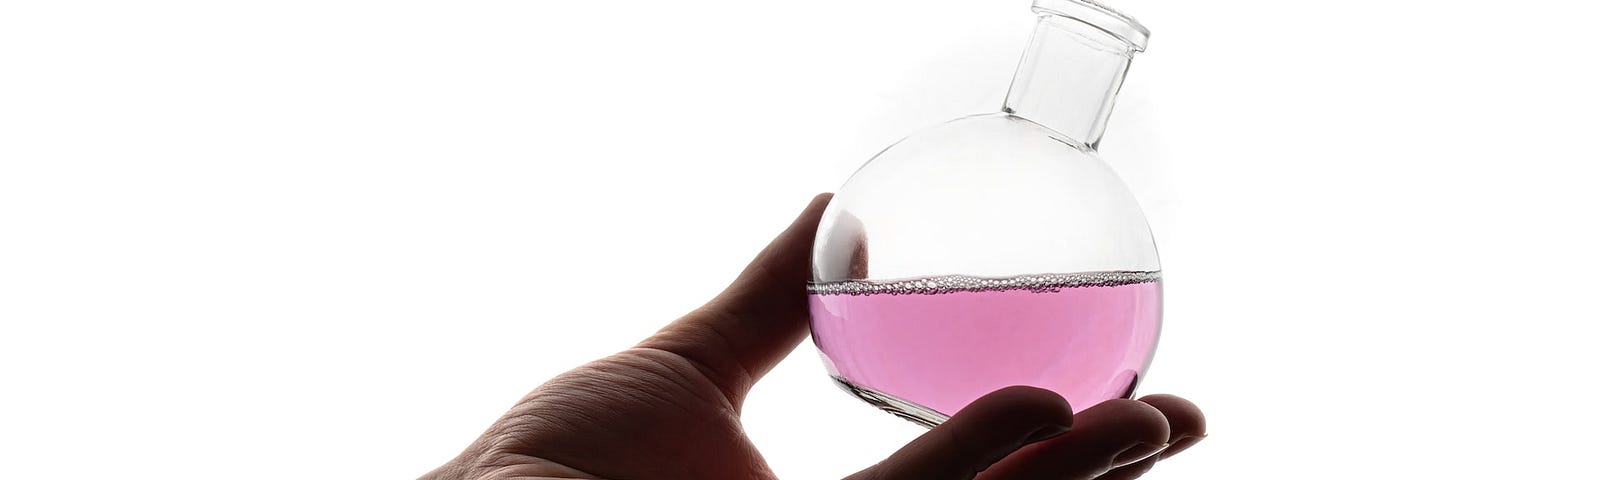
[809,272,1161,423]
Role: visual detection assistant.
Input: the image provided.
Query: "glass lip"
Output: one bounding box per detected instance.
[1032,0,1150,52]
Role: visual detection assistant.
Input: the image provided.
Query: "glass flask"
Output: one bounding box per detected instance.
[808,0,1161,427]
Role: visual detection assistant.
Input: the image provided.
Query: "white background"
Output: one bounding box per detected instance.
[3,1,1599,478]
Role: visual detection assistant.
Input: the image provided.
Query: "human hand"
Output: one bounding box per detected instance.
[421,194,1206,480]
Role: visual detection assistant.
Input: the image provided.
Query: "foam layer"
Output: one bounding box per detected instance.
[808,271,1161,296]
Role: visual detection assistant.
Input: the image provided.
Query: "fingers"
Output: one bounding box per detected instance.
[637,193,832,402]
[847,386,1075,480]
[976,399,1170,480]
[974,394,1206,480]
[1138,394,1205,460]
[1093,395,1206,480]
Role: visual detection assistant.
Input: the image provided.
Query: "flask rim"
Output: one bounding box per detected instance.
[1032,0,1150,52]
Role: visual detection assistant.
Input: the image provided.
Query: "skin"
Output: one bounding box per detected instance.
[422,194,1206,480]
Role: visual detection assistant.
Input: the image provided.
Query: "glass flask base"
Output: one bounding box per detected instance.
[831,373,1143,429]
[831,375,951,428]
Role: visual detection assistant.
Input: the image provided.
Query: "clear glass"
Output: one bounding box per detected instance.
[808,0,1160,427]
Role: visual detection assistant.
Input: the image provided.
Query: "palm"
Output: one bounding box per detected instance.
[478,347,774,479]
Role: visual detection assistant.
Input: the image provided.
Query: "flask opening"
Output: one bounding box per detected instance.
[1032,0,1149,52]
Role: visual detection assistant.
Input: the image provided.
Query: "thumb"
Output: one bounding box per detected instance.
[847,386,1075,480]
[638,193,831,403]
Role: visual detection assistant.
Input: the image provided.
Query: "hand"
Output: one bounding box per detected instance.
[422,194,1206,480]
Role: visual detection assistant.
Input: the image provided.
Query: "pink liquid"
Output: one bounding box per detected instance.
[809,272,1161,424]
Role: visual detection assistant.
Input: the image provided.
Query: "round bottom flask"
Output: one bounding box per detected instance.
[808,0,1161,427]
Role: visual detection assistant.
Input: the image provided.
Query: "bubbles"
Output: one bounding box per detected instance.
[807,270,1161,296]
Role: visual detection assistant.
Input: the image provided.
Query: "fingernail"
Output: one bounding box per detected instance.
[1023,424,1071,444]
[1158,434,1207,460]
[1111,442,1170,468]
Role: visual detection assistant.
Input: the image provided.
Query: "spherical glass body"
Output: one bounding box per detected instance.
[808,114,1161,426]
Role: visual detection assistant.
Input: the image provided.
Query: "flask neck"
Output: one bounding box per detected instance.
[1002,13,1141,150]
